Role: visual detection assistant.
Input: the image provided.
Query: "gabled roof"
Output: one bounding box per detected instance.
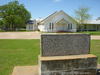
[59,10,77,23]
[41,11,58,22]
[55,18,69,24]
[41,10,77,23]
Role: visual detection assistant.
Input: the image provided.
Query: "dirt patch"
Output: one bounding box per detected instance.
[0,32,100,39]
[91,35,100,40]
[0,32,41,39]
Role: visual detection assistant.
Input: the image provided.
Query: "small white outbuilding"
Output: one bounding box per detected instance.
[26,20,38,31]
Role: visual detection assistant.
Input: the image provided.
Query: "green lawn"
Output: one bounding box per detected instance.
[0,39,100,75]
[0,39,40,75]
[91,40,100,63]
[78,31,100,35]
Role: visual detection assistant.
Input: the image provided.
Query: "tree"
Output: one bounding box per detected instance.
[75,7,91,31]
[96,17,100,20]
[0,1,31,31]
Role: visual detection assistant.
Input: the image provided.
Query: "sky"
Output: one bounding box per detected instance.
[0,0,100,20]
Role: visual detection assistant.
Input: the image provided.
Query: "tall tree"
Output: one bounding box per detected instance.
[0,1,31,31]
[96,17,100,20]
[75,7,91,31]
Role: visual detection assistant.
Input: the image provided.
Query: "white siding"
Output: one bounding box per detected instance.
[40,11,77,32]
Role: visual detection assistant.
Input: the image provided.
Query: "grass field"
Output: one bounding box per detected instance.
[0,39,100,75]
[0,39,40,75]
[91,40,100,63]
[78,31,100,35]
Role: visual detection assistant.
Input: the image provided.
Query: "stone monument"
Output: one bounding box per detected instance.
[39,33,97,75]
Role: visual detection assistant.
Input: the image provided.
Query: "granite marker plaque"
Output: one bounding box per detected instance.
[41,33,90,56]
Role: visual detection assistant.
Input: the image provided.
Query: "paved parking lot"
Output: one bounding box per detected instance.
[0,32,100,39]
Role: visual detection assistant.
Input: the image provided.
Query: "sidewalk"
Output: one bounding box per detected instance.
[12,65,38,75]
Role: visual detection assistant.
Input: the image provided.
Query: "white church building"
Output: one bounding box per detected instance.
[26,10,78,32]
